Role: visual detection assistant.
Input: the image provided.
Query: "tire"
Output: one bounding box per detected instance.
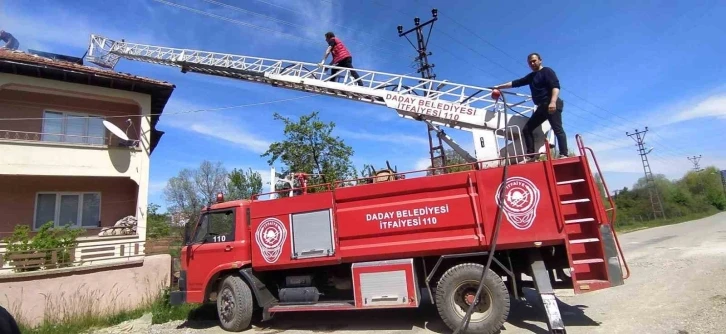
[435,263,510,334]
[217,275,254,332]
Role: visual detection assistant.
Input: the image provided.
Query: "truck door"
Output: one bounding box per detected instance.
[183,208,245,303]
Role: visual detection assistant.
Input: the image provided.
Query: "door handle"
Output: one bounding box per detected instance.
[225,245,233,252]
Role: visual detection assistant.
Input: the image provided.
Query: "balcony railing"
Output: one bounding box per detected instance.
[0,129,110,147]
[0,235,146,275]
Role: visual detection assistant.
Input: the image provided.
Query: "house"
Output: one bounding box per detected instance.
[0,48,175,271]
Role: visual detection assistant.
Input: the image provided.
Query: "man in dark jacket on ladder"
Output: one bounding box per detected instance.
[493,52,568,162]
[319,32,363,86]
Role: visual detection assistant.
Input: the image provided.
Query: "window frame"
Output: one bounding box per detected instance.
[191,208,237,245]
[32,191,103,230]
[40,109,107,146]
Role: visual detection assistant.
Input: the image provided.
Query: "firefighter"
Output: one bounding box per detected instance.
[0,30,19,50]
[318,32,363,86]
[492,52,568,162]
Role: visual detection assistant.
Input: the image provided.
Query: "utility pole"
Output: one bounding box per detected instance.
[397,9,438,83]
[398,9,447,175]
[687,155,702,171]
[626,127,666,220]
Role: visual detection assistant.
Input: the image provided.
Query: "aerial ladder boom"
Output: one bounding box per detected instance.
[85,34,554,166]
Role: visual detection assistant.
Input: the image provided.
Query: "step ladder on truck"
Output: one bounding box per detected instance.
[84,35,630,334]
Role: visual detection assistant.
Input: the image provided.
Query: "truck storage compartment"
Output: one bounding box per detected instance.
[351,258,419,308]
[291,209,335,259]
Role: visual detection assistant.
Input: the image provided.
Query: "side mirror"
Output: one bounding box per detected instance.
[183,222,194,245]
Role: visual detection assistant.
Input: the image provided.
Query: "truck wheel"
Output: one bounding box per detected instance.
[435,263,510,334]
[217,275,254,332]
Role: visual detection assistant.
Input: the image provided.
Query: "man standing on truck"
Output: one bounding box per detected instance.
[492,52,568,161]
[319,32,363,86]
[0,30,19,50]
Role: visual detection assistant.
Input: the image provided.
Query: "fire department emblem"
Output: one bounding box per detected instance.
[495,177,541,230]
[255,218,287,263]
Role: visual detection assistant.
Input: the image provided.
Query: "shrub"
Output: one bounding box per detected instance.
[2,222,82,272]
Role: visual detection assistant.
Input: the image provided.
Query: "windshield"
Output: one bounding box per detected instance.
[192,209,236,244]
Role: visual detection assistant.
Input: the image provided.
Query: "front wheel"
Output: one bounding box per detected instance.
[435,263,510,334]
[217,275,254,332]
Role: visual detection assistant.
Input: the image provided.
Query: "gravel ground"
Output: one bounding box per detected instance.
[93,213,726,334]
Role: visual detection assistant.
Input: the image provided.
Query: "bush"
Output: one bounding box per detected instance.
[2,222,82,272]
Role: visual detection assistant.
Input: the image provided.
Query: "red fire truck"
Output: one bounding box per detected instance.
[83,34,630,334]
[169,135,627,334]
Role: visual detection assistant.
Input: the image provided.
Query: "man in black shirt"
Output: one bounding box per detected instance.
[0,305,21,334]
[493,53,568,162]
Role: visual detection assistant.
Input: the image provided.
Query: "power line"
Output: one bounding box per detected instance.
[151,0,406,64]
[404,0,704,160]
[0,95,318,121]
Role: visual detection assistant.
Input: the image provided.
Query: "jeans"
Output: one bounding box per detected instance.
[523,98,567,156]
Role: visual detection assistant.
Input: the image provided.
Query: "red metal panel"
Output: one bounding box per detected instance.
[334,172,484,261]
[247,161,573,270]
[475,163,564,247]
[249,192,341,271]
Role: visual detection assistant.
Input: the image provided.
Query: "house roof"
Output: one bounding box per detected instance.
[0,49,176,154]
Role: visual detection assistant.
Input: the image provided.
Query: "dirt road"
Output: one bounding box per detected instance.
[99,213,726,334]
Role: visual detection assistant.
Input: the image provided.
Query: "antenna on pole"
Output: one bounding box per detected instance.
[626,127,666,220]
[398,9,447,175]
[687,155,702,171]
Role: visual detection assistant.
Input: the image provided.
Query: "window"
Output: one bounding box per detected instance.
[41,111,106,145]
[34,192,101,229]
[192,210,236,244]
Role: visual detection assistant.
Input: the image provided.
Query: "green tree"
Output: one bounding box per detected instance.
[227,168,264,200]
[611,165,726,224]
[262,111,356,192]
[147,203,170,239]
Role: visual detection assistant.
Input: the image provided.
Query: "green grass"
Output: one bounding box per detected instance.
[614,208,721,233]
[17,289,201,334]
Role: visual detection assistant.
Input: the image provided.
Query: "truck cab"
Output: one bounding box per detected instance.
[173,197,252,305]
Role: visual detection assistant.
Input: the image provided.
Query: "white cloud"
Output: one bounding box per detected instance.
[670,94,726,123]
[0,3,171,53]
[161,98,272,153]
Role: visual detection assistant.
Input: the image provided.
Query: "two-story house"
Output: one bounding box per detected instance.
[0,48,175,268]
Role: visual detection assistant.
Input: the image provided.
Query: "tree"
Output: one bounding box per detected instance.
[146,203,170,239]
[163,160,228,226]
[262,111,356,192]
[227,168,264,200]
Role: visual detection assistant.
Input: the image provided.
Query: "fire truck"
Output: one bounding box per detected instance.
[85,34,629,334]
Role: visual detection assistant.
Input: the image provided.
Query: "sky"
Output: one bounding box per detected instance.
[2,0,725,212]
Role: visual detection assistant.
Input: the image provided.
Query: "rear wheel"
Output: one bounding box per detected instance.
[435,263,510,334]
[217,275,254,332]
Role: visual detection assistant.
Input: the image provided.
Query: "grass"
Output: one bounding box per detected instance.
[613,208,721,233]
[14,285,201,334]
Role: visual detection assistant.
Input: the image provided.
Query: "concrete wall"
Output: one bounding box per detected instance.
[0,254,171,327]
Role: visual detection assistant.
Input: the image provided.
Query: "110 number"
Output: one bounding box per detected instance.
[211,235,227,242]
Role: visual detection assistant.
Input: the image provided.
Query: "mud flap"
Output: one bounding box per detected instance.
[599,224,625,287]
[239,268,278,321]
